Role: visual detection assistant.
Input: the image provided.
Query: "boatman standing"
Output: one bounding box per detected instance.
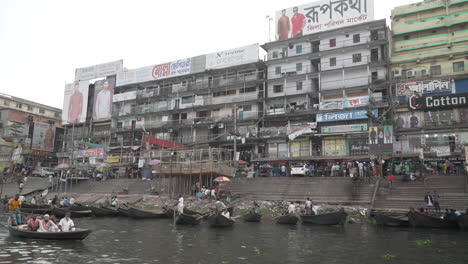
[175,194,184,215]
[288,202,296,214]
[8,194,22,226]
[214,198,227,213]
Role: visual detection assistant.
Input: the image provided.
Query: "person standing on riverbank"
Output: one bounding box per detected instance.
[388,174,395,189]
[433,190,441,213]
[424,192,434,210]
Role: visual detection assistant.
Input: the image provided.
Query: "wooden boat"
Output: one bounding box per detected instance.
[117,207,131,217]
[457,214,468,230]
[408,210,458,229]
[21,203,49,209]
[20,208,51,214]
[242,210,262,222]
[89,206,119,217]
[69,204,90,211]
[126,207,169,219]
[165,208,207,218]
[301,210,347,225]
[373,213,410,227]
[8,225,91,240]
[208,214,235,227]
[175,213,202,225]
[275,214,299,225]
[50,207,93,218]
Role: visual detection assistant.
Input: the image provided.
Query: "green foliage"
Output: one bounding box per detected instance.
[253,247,261,256]
[367,218,377,225]
[415,239,431,247]
[382,254,397,260]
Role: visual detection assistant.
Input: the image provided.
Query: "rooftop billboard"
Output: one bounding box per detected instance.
[62,81,89,125]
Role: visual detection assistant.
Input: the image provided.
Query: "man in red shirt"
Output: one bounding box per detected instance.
[388,174,395,189]
[291,6,306,38]
[68,82,83,124]
[277,9,290,40]
[27,214,41,231]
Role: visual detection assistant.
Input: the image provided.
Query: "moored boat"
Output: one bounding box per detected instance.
[408,210,458,229]
[90,206,120,217]
[373,213,409,227]
[8,225,91,240]
[117,207,131,217]
[276,214,299,225]
[175,213,202,225]
[457,214,468,230]
[242,210,262,222]
[126,207,169,219]
[208,214,235,227]
[301,210,347,225]
[21,203,49,209]
[69,204,90,211]
[50,207,93,218]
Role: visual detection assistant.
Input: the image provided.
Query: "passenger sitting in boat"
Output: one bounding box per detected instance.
[111,197,119,207]
[221,209,230,219]
[102,197,110,208]
[61,197,69,207]
[59,212,75,232]
[69,197,75,206]
[288,202,296,214]
[452,209,462,217]
[214,198,226,213]
[27,214,40,231]
[38,214,59,232]
[423,208,430,215]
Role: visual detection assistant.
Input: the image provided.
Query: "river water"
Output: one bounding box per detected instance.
[0,217,467,264]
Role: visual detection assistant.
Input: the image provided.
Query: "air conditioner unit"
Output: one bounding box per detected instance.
[406,70,416,77]
[168,128,173,133]
[218,123,224,128]
[421,69,430,75]
[209,124,215,129]
[392,70,401,77]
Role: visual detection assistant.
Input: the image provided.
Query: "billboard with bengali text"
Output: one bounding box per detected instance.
[31,122,55,152]
[62,81,89,125]
[206,44,259,69]
[275,0,374,40]
[93,77,116,121]
[75,60,123,82]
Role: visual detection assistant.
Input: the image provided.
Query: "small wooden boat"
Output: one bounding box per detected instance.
[242,210,262,222]
[20,208,51,214]
[301,210,347,225]
[117,207,131,217]
[208,214,235,227]
[126,207,168,219]
[457,214,468,230]
[276,214,299,225]
[175,213,202,225]
[408,210,458,229]
[90,206,119,217]
[69,204,90,211]
[165,208,208,218]
[21,203,49,209]
[373,213,410,227]
[50,207,93,218]
[8,225,91,240]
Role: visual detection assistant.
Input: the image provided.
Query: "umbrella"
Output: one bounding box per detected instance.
[238,160,247,164]
[98,163,111,168]
[148,159,161,165]
[56,163,70,169]
[213,176,230,182]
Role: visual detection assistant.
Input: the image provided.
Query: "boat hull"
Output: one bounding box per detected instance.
[208,214,234,227]
[408,211,458,229]
[8,226,91,240]
[301,211,347,225]
[276,215,299,225]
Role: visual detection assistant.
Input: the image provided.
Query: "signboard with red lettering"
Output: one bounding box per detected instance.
[275,0,374,40]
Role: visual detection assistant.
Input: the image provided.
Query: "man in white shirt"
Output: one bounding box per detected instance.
[30,196,37,205]
[58,212,75,232]
[38,214,59,232]
[288,202,296,214]
[358,162,364,177]
[69,197,75,206]
[215,198,227,212]
[174,194,184,214]
[94,80,113,120]
[305,198,312,214]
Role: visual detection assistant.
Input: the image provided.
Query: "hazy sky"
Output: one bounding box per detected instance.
[0,0,420,109]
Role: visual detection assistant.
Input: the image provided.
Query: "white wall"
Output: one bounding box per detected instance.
[267,59,312,79]
[321,49,370,71]
[268,78,312,98]
[320,30,371,51]
[267,41,311,60]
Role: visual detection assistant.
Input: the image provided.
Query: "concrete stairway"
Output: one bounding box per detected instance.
[226,177,375,205]
[1,177,50,197]
[373,175,468,212]
[55,179,167,195]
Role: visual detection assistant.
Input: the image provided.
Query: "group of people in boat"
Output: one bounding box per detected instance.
[174,194,231,218]
[26,212,75,232]
[284,198,319,216]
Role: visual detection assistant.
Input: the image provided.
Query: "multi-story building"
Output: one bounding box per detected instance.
[0,92,62,170]
[260,19,389,162]
[390,0,468,170]
[110,45,265,175]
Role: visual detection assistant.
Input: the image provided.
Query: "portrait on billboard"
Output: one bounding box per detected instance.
[62,81,89,125]
[93,77,115,121]
[395,112,423,129]
[32,122,55,152]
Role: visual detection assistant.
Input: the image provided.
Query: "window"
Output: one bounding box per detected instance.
[296,63,302,72]
[181,96,195,104]
[352,53,362,63]
[329,38,336,47]
[54,112,60,118]
[227,90,236,95]
[3,100,9,106]
[181,113,188,119]
[275,66,281,75]
[330,57,337,67]
[453,61,465,72]
[242,105,252,111]
[404,35,410,40]
[27,105,33,111]
[240,87,257,93]
[296,45,303,54]
[273,85,283,93]
[16,103,22,109]
[430,65,441,75]
[353,34,360,43]
[272,51,279,59]
[296,81,303,90]
[281,47,288,57]
[39,108,45,114]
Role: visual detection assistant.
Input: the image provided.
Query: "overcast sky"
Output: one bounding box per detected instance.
[0,0,420,109]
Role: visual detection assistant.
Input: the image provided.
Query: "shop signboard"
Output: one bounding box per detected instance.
[396,79,452,96]
[73,148,105,158]
[321,123,367,134]
[369,125,393,153]
[113,91,137,102]
[319,96,369,110]
[409,93,468,110]
[347,138,369,155]
[275,0,374,40]
[316,109,377,122]
[206,44,259,69]
[287,123,317,140]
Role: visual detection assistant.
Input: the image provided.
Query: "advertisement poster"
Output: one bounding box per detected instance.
[62,81,89,124]
[275,0,374,40]
[31,122,55,152]
[396,79,452,96]
[369,125,393,153]
[347,138,369,155]
[75,60,123,82]
[317,109,377,122]
[93,77,116,121]
[206,44,259,69]
[394,112,423,129]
